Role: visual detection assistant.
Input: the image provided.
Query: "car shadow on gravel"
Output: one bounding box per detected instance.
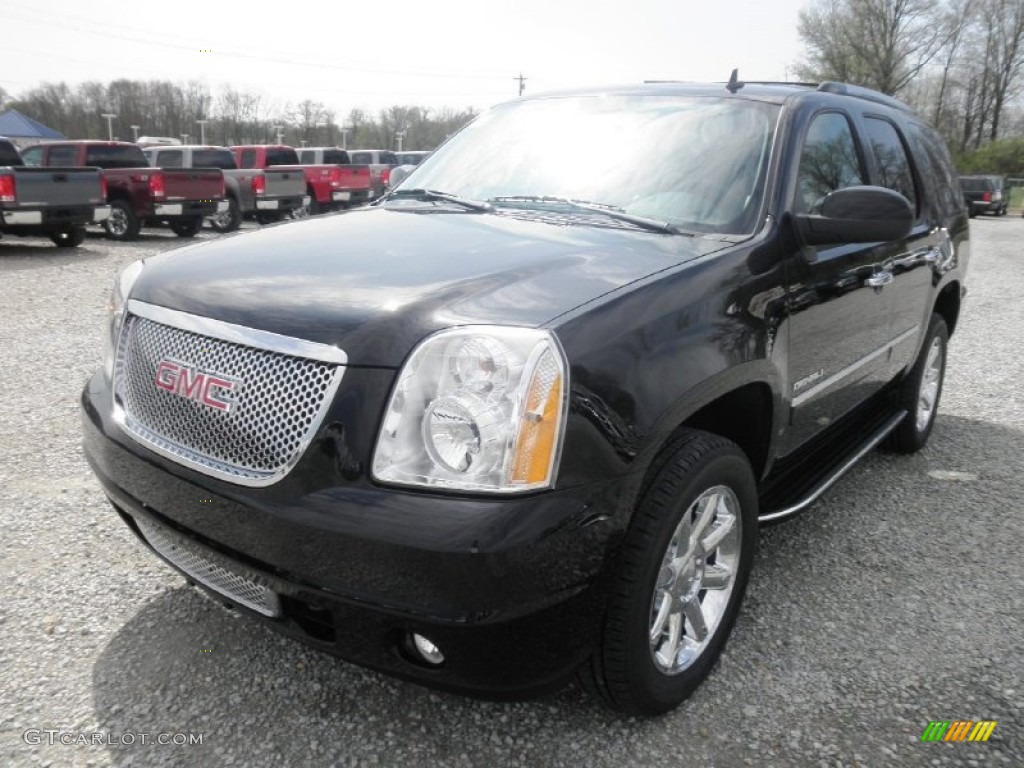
[87,415,1023,767]
[0,242,109,267]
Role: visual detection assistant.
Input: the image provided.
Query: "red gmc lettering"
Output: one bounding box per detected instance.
[154,360,236,412]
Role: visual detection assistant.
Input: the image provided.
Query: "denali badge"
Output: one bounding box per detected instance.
[154,360,238,412]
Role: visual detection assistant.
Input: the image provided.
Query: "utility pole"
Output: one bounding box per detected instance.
[341,126,349,149]
[101,113,117,141]
[196,119,209,144]
[275,124,284,144]
[514,73,527,97]
[130,124,140,141]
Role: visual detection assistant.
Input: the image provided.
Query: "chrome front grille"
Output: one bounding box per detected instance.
[137,518,281,617]
[113,301,346,487]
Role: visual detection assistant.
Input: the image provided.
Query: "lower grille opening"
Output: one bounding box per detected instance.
[281,596,337,643]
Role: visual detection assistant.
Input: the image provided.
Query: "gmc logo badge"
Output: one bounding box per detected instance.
[154,360,239,412]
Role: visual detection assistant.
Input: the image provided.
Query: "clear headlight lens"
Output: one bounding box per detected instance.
[372,326,569,493]
[102,260,144,381]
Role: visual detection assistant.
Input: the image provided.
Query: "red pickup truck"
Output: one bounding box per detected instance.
[232,145,370,217]
[296,147,373,213]
[21,141,226,240]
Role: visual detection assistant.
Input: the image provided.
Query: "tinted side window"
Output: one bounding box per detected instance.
[49,146,79,166]
[351,152,371,164]
[20,146,43,166]
[298,150,314,164]
[322,150,349,164]
[380,152,398,165]
[908,123,962,218]
[862,117,917,211]
[266,148,299,165]
[240,149,257,169]
[1,142,26,165]
[796,113,865,214]
[156,150,183,168]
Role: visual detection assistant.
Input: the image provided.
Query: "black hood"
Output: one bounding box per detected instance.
[132,207,724,367]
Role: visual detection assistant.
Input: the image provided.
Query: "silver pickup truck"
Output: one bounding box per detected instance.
[0,138,110,247]
[142,145,308,232]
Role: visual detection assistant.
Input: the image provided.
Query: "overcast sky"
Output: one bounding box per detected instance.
[1,0,808,116]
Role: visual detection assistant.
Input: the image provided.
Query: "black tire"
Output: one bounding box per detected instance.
[50,227,86,248]
[255,211,282,225]
[581,430,758,715]
[208,197,241,233]
[884,314,948,453]
[169,217,203,238]
[104,199,141,241]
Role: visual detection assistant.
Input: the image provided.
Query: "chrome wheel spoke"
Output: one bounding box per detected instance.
[701,513,735,553]
[682,597,708,642]
[656,612,683,668]
[702,563,732,590]
[650,593,672,644]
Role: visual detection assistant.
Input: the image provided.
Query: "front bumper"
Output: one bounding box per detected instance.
[80,369,628,697]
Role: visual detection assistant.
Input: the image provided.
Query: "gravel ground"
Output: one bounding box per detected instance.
[0,217,1021,768]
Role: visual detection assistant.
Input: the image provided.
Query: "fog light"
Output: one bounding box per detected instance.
[411,633,445,665]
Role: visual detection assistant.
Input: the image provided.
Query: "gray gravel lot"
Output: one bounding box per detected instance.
[0,217,1021,768]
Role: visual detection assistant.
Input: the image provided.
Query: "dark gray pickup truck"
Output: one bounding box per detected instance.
[0,138,110,247]
[142,146,307,233]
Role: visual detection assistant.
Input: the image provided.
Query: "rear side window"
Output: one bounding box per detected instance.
[796,112,865,214]
[907,123,963,218]
[20,146,43,166]
[85,145,147,169]
[239,149,257,169]
[322,150,349,164]
[156,150,183,168]
[350,152,371,164]
[49,146,79,166]
[861,117,918,211]
[298,150,314,164]
[380,152,398,165]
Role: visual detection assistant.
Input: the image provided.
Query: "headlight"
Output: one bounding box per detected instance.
[372,326,569,493]
[102,260,144,381]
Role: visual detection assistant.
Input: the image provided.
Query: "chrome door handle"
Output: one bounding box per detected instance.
[865,271,893,288]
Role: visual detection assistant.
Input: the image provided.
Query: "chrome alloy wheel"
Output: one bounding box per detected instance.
[210,209,232,228]
[649,485,741,674]
[107,207,129,237]
[916,337,943,433]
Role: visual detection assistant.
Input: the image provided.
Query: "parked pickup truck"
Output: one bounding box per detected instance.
[82,80,969,716]
[21,141,227,241]
[142,145,307,233]
[349,149,399,200]
[295,147,373,213]
[229,145,322,223]
[0,137,110,247]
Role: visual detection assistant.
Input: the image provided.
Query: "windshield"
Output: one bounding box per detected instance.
[192,149,237,169]
[397,95,779,235]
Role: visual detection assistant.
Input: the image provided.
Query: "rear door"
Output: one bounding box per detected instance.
[781,109,898,453]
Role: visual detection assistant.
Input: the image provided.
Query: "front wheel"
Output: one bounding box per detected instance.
[582,430,758,715]
[885,314,948,453]
[208,198,241,232]
[169,217,203,238]
[50,227,86,247]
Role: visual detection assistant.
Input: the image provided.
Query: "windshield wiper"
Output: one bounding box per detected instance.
[385,188,492,212]
[487,196,688,235]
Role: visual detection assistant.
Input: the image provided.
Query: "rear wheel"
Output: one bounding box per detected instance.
[885,314,948,453]
[582,430,758,715]
[209,197,241,232]
[104,200,141,241]
[50,227,86,248]
[169,216,203,238]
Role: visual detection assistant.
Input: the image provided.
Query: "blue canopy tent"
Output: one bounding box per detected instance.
[0,109,65,149]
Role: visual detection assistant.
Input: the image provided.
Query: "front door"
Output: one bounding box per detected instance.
[780,110,897,454]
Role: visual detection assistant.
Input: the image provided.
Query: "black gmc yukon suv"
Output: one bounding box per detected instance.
[81,80,969,715]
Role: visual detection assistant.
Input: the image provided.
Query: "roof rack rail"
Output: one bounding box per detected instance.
[742,80,819,88]
[817,82,916,113]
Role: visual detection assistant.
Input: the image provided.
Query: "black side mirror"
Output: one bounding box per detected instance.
[794,186,913,246]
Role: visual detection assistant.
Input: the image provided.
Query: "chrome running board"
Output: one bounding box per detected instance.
[758,410,908,523]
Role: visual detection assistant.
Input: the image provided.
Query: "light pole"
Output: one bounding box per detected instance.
[180,133,189,144]
[130,124,140,141]
[196,119,209,144]
[395,131,406,152]
[341,126,349,150]
[101,113,117,141]
[274,125,284,144]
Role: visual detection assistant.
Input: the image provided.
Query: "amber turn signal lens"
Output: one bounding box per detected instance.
[510,363,563,485]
